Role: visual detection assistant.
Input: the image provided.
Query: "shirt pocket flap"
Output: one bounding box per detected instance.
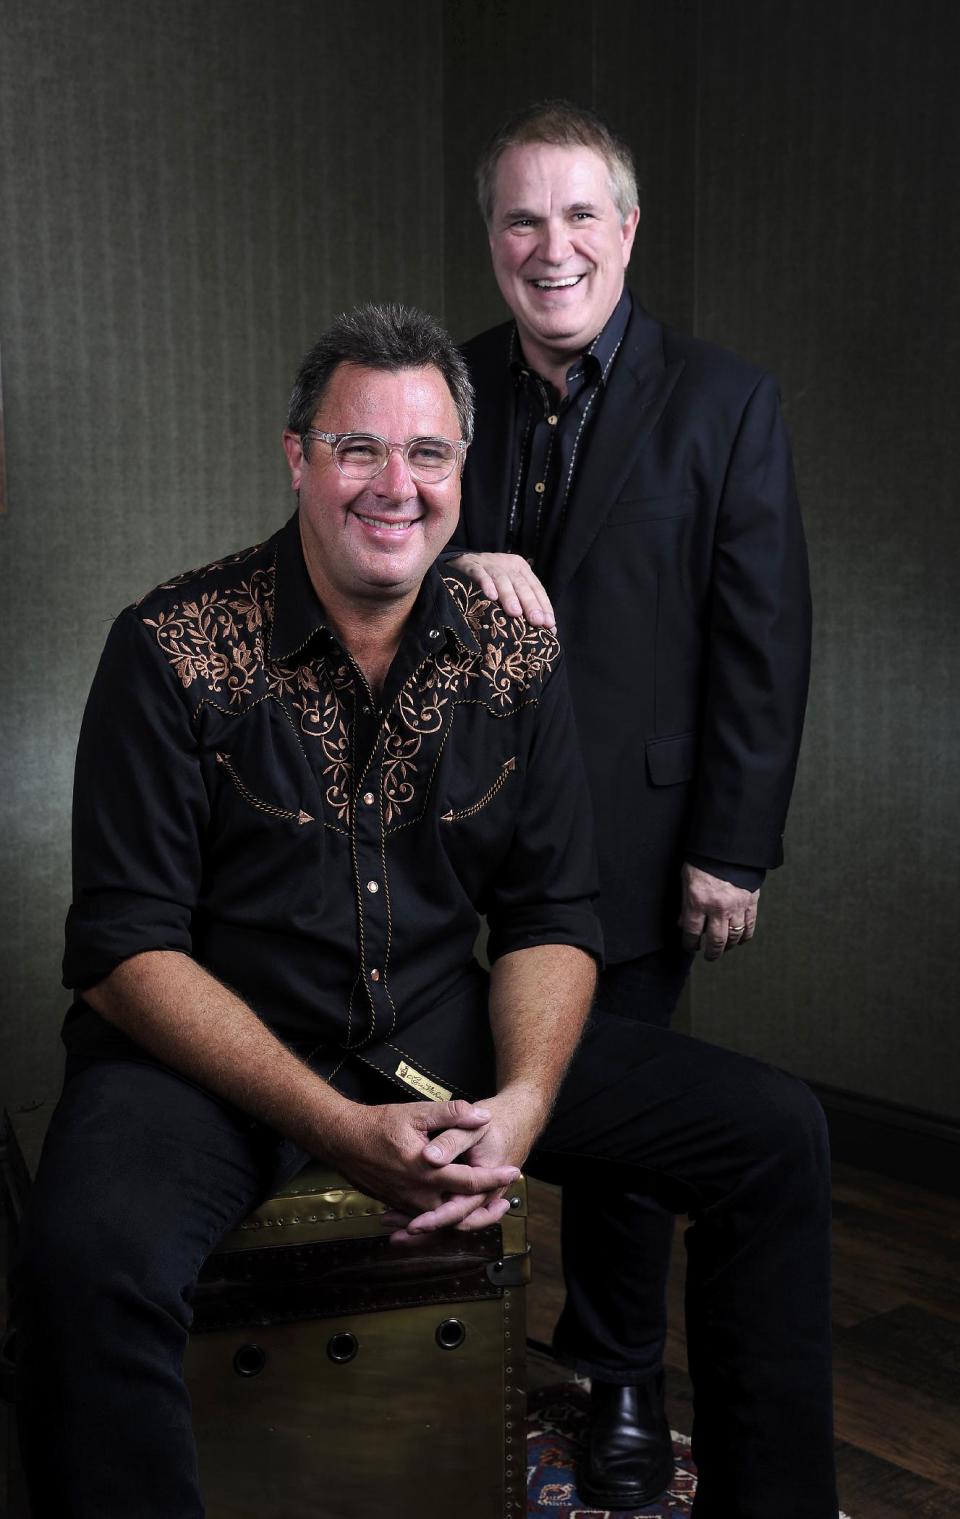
[645,731,696,786]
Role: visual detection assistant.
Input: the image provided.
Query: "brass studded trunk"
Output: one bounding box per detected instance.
[3,1104,529,1519]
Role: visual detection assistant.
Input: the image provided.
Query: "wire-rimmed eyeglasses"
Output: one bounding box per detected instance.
[303,429,467,484]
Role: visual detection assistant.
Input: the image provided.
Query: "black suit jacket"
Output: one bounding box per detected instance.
[457,293,812,962]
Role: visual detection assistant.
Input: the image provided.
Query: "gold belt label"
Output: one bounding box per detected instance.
[394,1060,452,1102]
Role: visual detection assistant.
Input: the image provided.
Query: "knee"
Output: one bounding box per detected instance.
[750,1067,830,1183]
[15,1191,188,1342]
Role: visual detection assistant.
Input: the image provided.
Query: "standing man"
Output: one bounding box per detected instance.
[11,304,837,1519]
[450,101,812,1506]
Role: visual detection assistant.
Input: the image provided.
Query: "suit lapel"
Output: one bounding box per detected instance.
[550,298,686,595]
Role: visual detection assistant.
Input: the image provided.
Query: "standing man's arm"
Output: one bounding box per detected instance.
[680,372,811,956]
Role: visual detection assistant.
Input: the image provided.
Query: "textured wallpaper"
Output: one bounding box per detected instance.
[0,0,446,1102]
[2,0,957,1118]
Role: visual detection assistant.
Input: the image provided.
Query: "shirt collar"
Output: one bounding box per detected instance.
[267,510,481,664]
[413,563,483,658]
[267,511,332,663]
[578,285,631,381]
[507,285,631,391]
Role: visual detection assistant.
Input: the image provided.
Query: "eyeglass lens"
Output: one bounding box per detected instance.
[336,434,458,481]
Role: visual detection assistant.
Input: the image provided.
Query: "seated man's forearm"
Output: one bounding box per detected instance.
[84,951,517,1219]
[85,949,358,1158]
[387,942,597,1239]
[488,942,597,1132]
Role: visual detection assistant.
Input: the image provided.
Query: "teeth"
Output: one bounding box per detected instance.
[532,275,583,289]
[356,513,416,531]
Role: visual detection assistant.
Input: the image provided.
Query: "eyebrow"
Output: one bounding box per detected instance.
[501,200,603,220]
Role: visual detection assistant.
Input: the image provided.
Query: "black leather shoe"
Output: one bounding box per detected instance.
[577,1376,675,1509]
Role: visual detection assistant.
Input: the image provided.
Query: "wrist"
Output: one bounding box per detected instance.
[310,1089,367,1166]
[492,1080,551,1130]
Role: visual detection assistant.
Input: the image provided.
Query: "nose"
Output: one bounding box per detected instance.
[372,444,418,502]
[538,216,573,266]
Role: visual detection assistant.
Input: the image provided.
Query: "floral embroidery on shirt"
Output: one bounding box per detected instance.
[293,665,355,826]
[142,566,313,707]
[377,578,560,829]
[441,579,561,708]
[138,549,558,835]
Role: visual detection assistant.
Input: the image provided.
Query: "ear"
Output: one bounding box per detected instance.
[620,205,640,268]
[282,429,306,490]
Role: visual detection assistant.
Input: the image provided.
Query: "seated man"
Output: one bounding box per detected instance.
[12,303,837,1519]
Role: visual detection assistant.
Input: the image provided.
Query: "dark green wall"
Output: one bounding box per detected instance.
[685,1,960,1114]
[0,0,447,1101]
[2,2,957,1119]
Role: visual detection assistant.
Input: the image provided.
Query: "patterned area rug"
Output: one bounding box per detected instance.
[527,1383,852,1517]
[527,1384,694,1516]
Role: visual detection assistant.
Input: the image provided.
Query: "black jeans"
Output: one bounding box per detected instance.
[557,946,695,1386]
[12,1019,836,1519]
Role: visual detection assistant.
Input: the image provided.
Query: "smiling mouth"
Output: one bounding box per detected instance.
[530,275,586,290]
[354,511,421,534]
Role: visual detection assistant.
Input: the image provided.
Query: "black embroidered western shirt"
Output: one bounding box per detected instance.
[62,512,602,1101]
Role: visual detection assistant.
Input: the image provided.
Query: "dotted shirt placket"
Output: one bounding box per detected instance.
[556,335,624,532]
[506,331,530,550]
[345,668,385,1050]
[347,643,442,1050]
[506,407,533,550]
[507,328,625,555]
[529,376,558,559]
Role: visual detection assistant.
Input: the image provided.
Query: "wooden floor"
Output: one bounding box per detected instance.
[2,1162,957,1516]
[525,1163,960,1517]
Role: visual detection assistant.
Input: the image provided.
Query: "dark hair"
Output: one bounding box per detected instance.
[476,99,639,226]
[287,303,475,445]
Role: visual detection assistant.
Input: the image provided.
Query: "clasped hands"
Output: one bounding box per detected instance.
[330,1091,540,1247]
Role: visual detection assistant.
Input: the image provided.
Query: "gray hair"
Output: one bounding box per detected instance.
[476,99,639,227]
[288,303,475,446]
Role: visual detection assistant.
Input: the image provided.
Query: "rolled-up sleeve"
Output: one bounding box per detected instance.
[63,609,210,991]
[484,651,604,967]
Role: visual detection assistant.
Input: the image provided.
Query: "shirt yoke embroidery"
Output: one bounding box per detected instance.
[134,548,560,833]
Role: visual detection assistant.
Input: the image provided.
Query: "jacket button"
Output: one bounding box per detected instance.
[362,791,375,806]
[370,968,380,982]
[366,880,379,894]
